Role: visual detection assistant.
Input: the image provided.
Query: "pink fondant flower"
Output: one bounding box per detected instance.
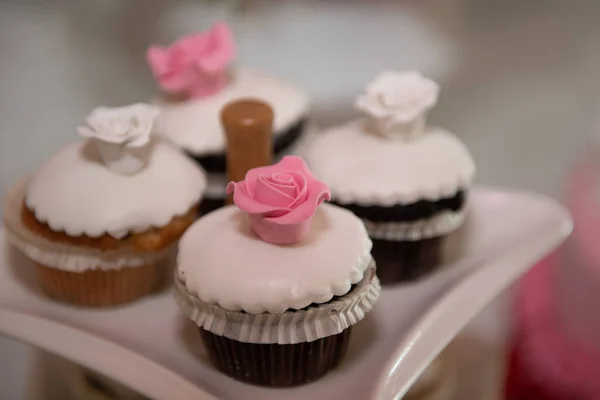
[226,156,331,245]
[146,22,235,99]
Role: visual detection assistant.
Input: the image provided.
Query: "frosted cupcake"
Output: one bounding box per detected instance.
[2,104,206,307]
[147,22,310,214]
[174,156,380,386]
[304,71,475,284]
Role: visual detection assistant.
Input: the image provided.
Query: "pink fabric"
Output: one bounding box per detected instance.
[146,22,235,99]
[227,156,331,245]
[569,161,600,275]
[515,160,600,400]
[505,334,576,400]
[516,256,600,398]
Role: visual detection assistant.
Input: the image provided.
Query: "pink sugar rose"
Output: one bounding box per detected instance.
[226,156,331,245]
[146,22,235,99]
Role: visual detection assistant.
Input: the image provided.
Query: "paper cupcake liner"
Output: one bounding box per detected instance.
[174,264,380,345]
[2,179,171,272]
[203,173,228,199]
[200,326,351,387]
[35,261,159,307]
[363,209,466,241]
[372,237,443,284]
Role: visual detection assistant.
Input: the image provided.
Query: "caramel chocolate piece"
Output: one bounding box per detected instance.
[221,99,273,204]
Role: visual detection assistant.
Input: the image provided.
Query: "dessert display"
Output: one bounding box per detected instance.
[174,100,380,386]
[303,71,475,284]
[0,12,575,400]
[2,104,206,307]
[147,22,310,214]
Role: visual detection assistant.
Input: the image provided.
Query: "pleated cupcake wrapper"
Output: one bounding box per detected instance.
[363,209,466,241]
[36,262,159,307]
[2,179,171,272]
[174,264,381,345]
[200,326,352,386]
[204,172,228,199]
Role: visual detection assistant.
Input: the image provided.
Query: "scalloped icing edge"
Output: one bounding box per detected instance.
[363,209,466,241]
[330,181,473,207]
[174,264,380,345]
[23,140,206,240]
[3,179,171,271]
[177,203,374,314]
[301,122,476,206]
[178,218,373,313]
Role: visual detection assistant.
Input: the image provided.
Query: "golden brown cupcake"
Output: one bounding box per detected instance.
[2,103,206,307]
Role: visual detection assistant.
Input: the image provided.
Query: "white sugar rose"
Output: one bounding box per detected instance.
[77,103,160,175]
[77,103,160,148]
[355,71,439,139]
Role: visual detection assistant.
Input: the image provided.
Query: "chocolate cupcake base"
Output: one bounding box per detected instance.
[175,266,380,387]
[199,197,225,216]
[329,192,465,285]
[200,327,352,387]
[372,237,443,284]
[35,262,160,307]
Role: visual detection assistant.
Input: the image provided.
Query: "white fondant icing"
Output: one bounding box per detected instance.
[174,265,380,344]
[363,209,466,241]
[153,68,310,155]
[3,179,172,271]
[25,139,206,239]
[177,203,372,314]
[303,120,475,206]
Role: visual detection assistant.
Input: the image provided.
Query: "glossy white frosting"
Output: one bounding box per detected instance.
[25,139,206,239]
[153,68,310,156]
[177,203,372,314]
[303,119,475,206]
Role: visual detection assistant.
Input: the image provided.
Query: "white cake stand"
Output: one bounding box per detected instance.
[0,187,572,400]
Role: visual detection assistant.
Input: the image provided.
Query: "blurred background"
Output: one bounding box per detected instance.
[0,0,598,398]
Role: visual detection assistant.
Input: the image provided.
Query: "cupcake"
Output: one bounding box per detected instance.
[174,100,379,387]
[303,71,475,284]
[2,104,206,307]
[146,22,310,215]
